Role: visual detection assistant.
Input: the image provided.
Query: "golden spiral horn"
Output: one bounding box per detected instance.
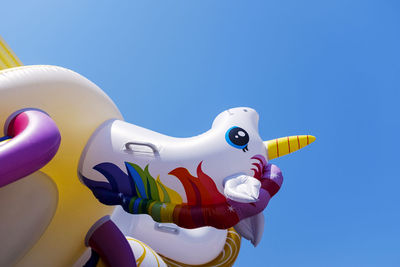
[264,135,316,160]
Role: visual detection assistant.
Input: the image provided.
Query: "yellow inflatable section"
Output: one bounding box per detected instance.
[0,38,123,266]
[0,36,22,69]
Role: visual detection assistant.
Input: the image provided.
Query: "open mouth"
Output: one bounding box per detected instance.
[230,154,283,246]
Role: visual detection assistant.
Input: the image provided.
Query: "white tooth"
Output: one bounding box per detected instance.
[223,175,261,203]
[234,212,265,247]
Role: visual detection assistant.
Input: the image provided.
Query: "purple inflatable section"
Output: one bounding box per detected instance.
[0,109,61,187]
[85,216,136,267]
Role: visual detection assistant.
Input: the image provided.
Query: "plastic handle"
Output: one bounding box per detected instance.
[124,141,159,156]
[154,223,180,235]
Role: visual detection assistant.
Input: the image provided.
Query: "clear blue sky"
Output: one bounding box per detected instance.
[2,1,399,266]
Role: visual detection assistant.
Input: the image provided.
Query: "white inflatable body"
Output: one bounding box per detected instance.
[112,208,228,265]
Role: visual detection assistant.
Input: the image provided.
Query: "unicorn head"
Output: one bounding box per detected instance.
[79,107,315,245]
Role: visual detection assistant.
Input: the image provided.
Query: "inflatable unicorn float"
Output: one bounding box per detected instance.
[0,36,315,266]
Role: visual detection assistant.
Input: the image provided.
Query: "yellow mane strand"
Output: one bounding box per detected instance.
[0,36,22,70]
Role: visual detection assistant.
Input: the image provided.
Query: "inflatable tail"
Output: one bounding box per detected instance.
[0,36,22,70]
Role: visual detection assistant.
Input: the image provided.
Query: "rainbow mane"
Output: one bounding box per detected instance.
[81,161,244,229]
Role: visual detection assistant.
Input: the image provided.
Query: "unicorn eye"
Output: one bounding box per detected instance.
[225,126,249,152]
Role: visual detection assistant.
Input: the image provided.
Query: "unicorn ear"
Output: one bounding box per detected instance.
[0,109,61,187]
[264,135,316,160]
